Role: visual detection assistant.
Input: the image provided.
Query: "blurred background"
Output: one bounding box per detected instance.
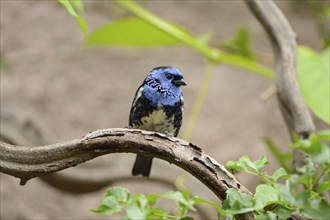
[0,0,328,219]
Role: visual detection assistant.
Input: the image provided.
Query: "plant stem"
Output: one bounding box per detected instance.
[182,63,215,141]
[220,54,274,78]
[312,166,330,191]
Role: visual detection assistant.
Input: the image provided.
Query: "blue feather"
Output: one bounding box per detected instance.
[143,67,185,106]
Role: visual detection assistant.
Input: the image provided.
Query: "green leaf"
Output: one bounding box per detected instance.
[297,46,330,124]
[226,159,248,172]
[146,194,160,206]
[58,0,78,16]
[221,27,256,60]
[179,217,194,220]
[296,159,318,189]
[272,168,289,182]
[226,156,270,174]
[253,156,270,172]
[75,16,88,35]
[146,207,170,219]
[323,5,330,18]
[302,199,330,219]
[197,32,213,45]
[126,196,147,220]
[255,211,277,220]
[273,207,294,220]
[192,196,226,217]
[87,18,183,47]
[91,187,130,215]
[223,188,254,214]
[69,0,83,13]
[91,197,121,215]
[291,134,330,165]
[161,191,196,212]
[254,184,280,210]
[318,129,330,140]
[58,0,88,35]
[240,155,269,173]
[317,181,330,194]
[149,208,170,219]
[105,187,130,201]
[161,191,187,204]
[134,194,148,209]
[276,181,296,205]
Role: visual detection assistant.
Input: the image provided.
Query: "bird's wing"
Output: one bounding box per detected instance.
[129,86,154,128]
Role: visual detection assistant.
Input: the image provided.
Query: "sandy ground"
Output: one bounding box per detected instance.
[0,1,325,219]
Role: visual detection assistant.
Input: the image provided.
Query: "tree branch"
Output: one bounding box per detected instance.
[244,0,315,170]
[0,128,252,200]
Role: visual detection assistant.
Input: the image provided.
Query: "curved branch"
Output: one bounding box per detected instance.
[244,0,315,170]
[245,0,315,136]
[0,128,252,200]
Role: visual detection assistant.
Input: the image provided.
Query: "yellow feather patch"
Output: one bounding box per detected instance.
[138,108,176,134]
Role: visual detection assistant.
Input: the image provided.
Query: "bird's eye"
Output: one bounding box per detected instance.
[165,73,173,80]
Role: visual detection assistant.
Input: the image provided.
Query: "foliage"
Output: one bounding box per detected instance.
[86,18,183,47]
[226,130,330,219]
[297,46,330,124]
[92,131,330,219]
[92,187,225,220]
[221,27,256,61]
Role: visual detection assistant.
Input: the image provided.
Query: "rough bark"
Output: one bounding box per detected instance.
[0,128,251,196]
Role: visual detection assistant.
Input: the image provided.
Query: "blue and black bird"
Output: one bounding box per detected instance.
[129,66,186,177]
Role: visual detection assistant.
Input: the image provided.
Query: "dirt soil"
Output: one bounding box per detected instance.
[0,1,324,219]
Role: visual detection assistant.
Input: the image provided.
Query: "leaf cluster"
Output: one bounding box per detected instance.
[91,187,224,220]
[225,130,330,219]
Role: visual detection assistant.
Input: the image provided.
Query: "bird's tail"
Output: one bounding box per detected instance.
[132,155,153,177]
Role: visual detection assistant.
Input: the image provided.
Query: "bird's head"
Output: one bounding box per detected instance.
[144,66,186,105]
[147,66,186,88]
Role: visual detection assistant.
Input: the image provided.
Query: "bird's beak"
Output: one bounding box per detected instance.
[173,78,187,86]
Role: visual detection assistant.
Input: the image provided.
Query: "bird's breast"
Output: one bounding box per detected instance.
[138,107,176,134]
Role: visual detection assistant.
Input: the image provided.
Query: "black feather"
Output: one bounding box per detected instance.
[132,155,153,176]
